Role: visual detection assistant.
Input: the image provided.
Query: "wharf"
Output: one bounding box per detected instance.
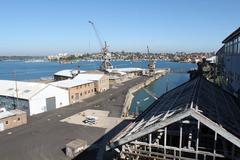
[122,69,170,117]
[0,76,148,160]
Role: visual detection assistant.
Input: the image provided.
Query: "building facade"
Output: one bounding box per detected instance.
[50,79,95,104]
[0,109,27,131]
[216,27,240,97]
[74,73,109,93]
[0,80,70,116]
[95,74,109,92]
[54,69,86,81]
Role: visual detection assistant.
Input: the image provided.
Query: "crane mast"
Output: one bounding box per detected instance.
[147,46,156,76]
[88,21,113,71]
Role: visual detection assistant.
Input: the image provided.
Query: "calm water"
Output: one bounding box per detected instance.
[0,60,195,81]
[0,60,136,80]
[0,60,196,112]
[129,62,196,114]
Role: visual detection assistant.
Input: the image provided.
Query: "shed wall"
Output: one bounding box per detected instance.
[29,85,69,115]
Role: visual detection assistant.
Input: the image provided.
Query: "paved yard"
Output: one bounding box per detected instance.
[0,76,148,160]
[61,109,123,132]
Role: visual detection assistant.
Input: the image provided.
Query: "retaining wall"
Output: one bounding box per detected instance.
[122,71,168,117]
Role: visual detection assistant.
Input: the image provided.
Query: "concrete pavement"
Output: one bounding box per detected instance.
[0,76,148,160]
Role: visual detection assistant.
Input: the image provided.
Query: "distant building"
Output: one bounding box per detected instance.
[0,80,69,115]
[54,69,86,81]
[0,108,27,131]
[216,27,240,97]
[74,73,109,92]
[106,68,144,83]
[50,79,95,104]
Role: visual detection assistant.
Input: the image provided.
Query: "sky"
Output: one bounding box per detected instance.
[0,0,239,55]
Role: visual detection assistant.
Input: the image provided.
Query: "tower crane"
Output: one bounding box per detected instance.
[88,21,113,71]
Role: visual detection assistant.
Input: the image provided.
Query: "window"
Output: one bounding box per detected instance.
[238,36,240,54]
[226,42,229,55]
[234,38,238,54]
[23,89,31,93]
[80,93,82,96]
[229,41,233,55]
[84,91,87,95]
[71,95,74,99]
[88,90,90,93]
[224,44,227,55]
[88,83,90,87]
[75,93,79,100]
[17,117,20,121]
[5,121,8,124]
[91,89,94,92]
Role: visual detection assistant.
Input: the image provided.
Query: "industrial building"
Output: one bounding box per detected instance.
[108,76,240,160]
[0,80,69,115]
[0,108,27,131]
[54,69,86,81]
[50,79,95,104]
[74,73,109,92]
[216,27,240,98]
[106,68,145,83]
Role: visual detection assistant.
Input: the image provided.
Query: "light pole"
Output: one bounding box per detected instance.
[135,97,150,117]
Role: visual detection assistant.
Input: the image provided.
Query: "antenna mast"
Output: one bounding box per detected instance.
[13,71,19,109]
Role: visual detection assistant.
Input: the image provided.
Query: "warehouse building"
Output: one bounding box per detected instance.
[0,80,69,116]
[107,68,144,78]
[106,68,145,84]
[108,76,240,160]
[0,108,27,131]
[54,69,86,81]
[50,79,95,104]
[74,73,109,92]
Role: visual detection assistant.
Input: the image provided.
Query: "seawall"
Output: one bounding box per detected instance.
[122,69,170,117]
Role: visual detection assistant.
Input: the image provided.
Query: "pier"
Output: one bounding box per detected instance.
[122,68,170,117]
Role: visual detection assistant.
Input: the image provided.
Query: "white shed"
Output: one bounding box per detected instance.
[0,80,69,116]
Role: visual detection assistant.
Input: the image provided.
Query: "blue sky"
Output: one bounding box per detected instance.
[0,0,239,55]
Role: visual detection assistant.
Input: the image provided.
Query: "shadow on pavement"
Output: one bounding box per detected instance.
[73,119,132,160]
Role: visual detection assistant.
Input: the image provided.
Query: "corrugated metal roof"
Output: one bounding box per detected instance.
[73,73,105,81]
[106,68,145,73]
[0,80,49,100]
[54,69,86,78]
[50,79,93,88]
[109,76,240,147]
[222,27,240,43]
[0,109,26,119]
[0,111,14,119]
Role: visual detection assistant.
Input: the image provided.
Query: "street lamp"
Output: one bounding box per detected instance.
[135,97,150,117]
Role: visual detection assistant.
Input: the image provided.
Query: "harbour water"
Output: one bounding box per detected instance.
[129,62,196,114]
[0,60,196,112]
[0,60,196,80]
